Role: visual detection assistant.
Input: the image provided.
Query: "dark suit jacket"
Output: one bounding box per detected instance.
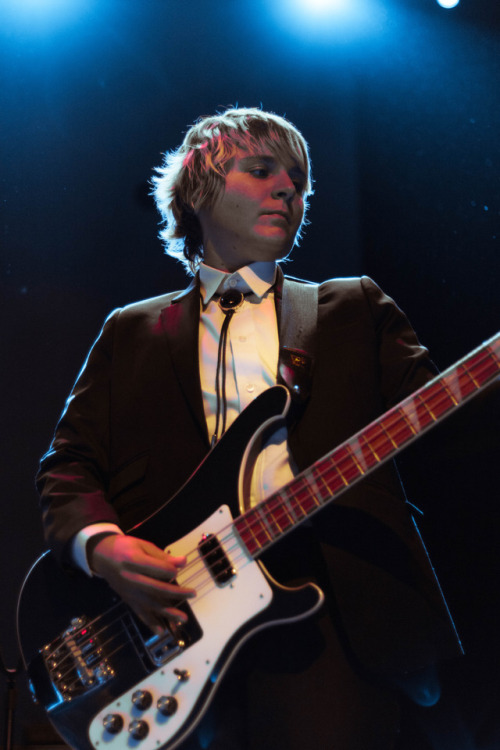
[37,273,462,687]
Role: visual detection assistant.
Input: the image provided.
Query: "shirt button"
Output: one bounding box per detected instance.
[229,278,237,288]
[239,335,247,342]
[246,384,255,393]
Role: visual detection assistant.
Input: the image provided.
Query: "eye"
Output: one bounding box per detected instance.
[249,166,269,178]
[288,170,306,194]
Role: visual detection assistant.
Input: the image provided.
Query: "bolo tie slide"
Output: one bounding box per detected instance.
[212,289,245,447]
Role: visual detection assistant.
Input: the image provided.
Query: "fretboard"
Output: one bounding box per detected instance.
[235,332,500,558]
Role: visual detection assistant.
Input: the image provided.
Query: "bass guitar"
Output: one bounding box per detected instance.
[17,333,500,750]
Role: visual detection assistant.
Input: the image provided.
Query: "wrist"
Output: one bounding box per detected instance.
[87,531,121,575]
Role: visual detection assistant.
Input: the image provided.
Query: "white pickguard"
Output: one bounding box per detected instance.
[88,505,273,750]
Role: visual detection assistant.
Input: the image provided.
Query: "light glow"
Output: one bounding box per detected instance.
[270,0,386,43]
[303,0,349,11]
[0,0,91,31]
[436,0,460,8]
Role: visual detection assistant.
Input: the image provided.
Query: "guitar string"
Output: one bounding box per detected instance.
[48,547,256,689]
[44,349,499,684]
[42,535,254,679]
[234,350,500,550]
[41,603,136,673]
[146,345,499,590]
[44,347,497,678]
[46,348,499,676]
[49,508,294,691]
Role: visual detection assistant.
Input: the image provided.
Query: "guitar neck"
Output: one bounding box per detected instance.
[235,333,500,558]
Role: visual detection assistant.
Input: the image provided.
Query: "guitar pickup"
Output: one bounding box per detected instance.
[130,599,203,669]
[198,533,236,585]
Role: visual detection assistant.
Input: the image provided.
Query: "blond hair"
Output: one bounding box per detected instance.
[151,107,313,274]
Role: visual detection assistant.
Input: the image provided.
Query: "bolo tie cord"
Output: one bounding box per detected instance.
[212,289,245,447]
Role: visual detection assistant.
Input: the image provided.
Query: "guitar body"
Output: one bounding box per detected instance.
[17,332,499,749]
[17,386,323,750]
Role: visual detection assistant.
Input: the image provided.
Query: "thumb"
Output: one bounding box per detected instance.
[138,539,187,567]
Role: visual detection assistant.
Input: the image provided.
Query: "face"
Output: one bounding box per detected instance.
[197,147,306,272]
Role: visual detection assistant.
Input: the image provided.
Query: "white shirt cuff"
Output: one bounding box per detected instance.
[71,522,123,576]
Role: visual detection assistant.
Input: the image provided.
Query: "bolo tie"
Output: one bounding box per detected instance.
[211,288,245,447]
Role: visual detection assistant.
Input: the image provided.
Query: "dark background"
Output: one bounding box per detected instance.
[1,0,499,747]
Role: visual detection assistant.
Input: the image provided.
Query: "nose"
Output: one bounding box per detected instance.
[271,172,296,203]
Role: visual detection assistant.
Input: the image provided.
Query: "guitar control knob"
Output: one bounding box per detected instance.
[129,719,149,740]
[157,695,178,717]
[132,689,153,711]
[103,713,124,734]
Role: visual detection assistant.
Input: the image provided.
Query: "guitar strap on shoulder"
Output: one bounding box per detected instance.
[277,276,319,403]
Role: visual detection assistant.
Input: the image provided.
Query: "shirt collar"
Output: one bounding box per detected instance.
[199,261,277,304]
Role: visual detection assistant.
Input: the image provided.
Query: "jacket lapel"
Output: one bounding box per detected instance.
[157,268,317,448]
[159,276,209,446]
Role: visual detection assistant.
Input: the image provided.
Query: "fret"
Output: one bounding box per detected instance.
[473,347,500,380]
[305,475,325,510]
[463,352,484,387]
[279,489,300,525]
[331,454,349,486]
[420,393,438,419]
[362,424,393,462]
[414,393,437,426]
[440,368,463,405]
[307,466,333,503]
[466,366,481,389]
[235,507,272,556]
[331,445,361,484]
[399,396,421,435]
[320,468,336,497]
[234,518,260,557]
[358,433,380,468]
[395,405,418,442]
[287,468,334,523]
[345,442,366,475]
[358,431,382,465]
[455,362,482,397]
[441,381,459,407]
[286,487,308,521]
[347,437,369,473]
[289,473,321,516]
[254,505,274,541]
[425,380,455,417]
[378,419,400,450]
[262,494,295,536]
[318,461,348,495]
[234,333,499,561]
[484,344,500,377]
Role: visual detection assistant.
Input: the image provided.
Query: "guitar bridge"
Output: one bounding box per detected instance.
[41,615,114,702]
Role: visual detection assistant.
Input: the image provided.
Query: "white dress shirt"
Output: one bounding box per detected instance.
[72,261,296,574]
[198,261,297,507]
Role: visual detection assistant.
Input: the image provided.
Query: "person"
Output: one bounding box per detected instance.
[37,107,462,749]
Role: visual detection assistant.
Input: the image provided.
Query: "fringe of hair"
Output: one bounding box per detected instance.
[150,107,313,275]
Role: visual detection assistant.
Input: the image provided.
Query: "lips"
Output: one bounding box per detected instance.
[259,210,290,224]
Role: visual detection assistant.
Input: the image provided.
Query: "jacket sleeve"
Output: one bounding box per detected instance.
[288,276,463,679]
[37,310,122,564]
[336,279,463,675]
[360,275,438,407]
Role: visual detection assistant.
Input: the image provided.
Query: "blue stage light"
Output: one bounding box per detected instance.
[300,0,349,11]
[289,0,356,18]
[0,0,90,31]
[269,0,386,43]
[436,0,460,8]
